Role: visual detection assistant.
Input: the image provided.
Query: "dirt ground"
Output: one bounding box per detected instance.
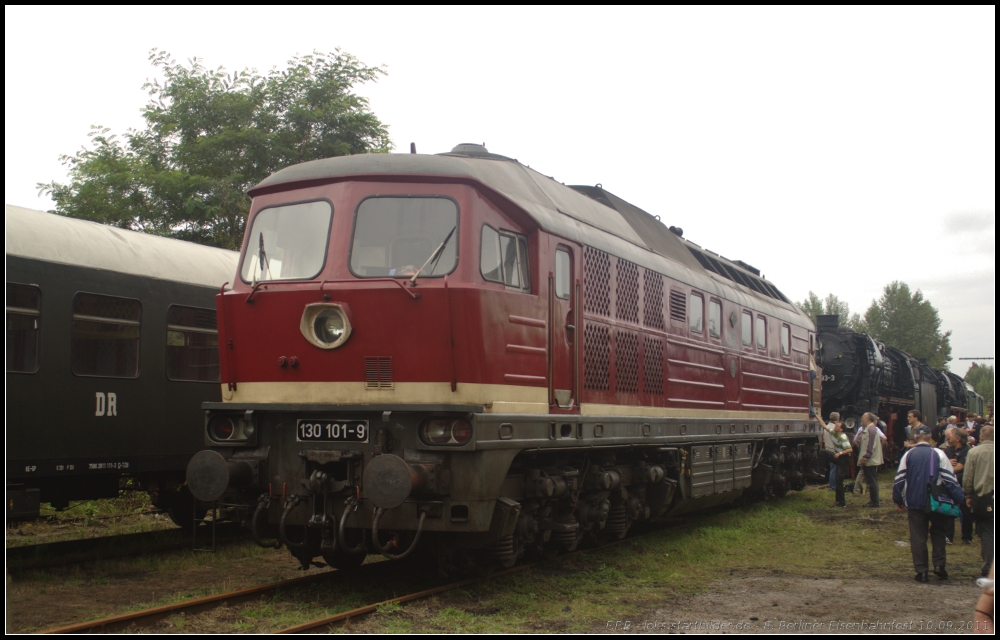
[609,575,985,634]
[5,544,310,632]
[5,482,992,634]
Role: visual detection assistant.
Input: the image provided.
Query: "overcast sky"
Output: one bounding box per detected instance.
[5,6,994,376]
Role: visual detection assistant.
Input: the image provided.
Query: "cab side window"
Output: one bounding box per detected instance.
[708,299,721,338]
[781,324,791,356]
[72,293,141,378]
[555,248,571,299]
[7,283,41,373]
[741,310,753,346]
[756,316,767,350]
[689,292,704,334]
[481,225,530,292]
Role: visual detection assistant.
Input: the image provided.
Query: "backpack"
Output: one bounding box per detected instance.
[926,450,961,517]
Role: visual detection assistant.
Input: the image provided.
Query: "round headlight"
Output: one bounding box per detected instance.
[301,304,352,349]
[421,419,451,444]
[314,310,346,344]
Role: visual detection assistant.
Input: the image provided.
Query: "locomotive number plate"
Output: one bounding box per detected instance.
[296,419,369,443]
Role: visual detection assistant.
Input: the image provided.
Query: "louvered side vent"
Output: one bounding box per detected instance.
[365,357,393,389]
[584,323,610,391]
[615,259,639,324]
[615,330,639,394]
[584,246,611,317]
[669,290,686,323]
[642,269,664,330]
[643,335,664,395]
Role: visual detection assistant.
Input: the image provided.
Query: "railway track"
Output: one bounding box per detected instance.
[39,517,698,634]
[7,522,244,572]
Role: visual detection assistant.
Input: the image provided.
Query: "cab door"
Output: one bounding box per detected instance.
[549,246,578,410]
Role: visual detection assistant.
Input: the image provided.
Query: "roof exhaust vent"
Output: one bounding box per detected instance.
[450,143,492,157]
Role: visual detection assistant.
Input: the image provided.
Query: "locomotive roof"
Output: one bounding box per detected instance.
[250,150,808,327]
[5,205,239,289]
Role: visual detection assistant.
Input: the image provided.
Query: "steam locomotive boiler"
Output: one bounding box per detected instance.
[815,315,983,460]
[186,144,822,570]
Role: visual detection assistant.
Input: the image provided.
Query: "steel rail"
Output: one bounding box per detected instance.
[279,518,698,634]
[278,564,531,634]
[36,517,699,634]
[38,568,346,634]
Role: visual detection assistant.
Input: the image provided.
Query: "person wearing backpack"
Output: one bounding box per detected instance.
[893,425,965,583]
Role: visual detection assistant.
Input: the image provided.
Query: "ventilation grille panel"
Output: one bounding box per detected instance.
[642,270,664,330]
[615,259,639,324]
[615,330,639,395]
[643,335,664,395]
[584,323,610,391]
[669,290,686,323]
[584,246,611,317]
[365,357,393,389]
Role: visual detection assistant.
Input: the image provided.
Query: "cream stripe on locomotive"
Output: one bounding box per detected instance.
[224,382,808,420]
[224,381,549,413]
[580,403,809,420]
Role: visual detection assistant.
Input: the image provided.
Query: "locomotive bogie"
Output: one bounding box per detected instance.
[190,404,817,541]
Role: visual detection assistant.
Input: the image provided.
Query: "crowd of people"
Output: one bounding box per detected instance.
[817,409,994,583]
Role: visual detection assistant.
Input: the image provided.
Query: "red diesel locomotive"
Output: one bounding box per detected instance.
[186,144,821,569]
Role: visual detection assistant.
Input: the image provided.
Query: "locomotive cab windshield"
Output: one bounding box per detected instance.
[240,200,332,283]
[349,196,458,278]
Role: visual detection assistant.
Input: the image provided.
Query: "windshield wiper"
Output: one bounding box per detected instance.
[409,226,457,286]
[253,233,270,285]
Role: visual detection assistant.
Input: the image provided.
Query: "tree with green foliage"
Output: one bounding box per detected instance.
[796,291,861,329]
[964,363,994,405]
[39,49,392,250]
[856,281,952,369]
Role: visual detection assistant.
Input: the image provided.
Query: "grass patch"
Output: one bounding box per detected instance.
[348,477,983,633]
[9,476,985,634]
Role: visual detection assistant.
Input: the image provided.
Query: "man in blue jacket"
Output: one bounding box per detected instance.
[893,425,965,582]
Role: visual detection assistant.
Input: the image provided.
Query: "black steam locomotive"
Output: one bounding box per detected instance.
[815,314,983,459]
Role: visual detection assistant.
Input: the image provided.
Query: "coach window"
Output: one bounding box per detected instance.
[241,200,332,283]
[6,283,41,374]
[480,224,530,292]
[166,306,220,382]
[555,248,571,299]
[708,299,722,339]
[741,310,753,346]
[71,293,140,378]
[689,292,704,334]
[780,324,791,357]
[350,196,457,279]
[756,315,767,350]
